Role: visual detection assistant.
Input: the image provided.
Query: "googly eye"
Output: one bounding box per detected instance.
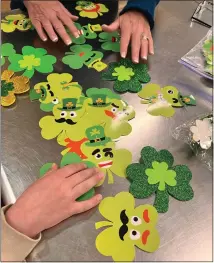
[131,216,142,226]
[167,90,174,94]
[111,107,117,113]
[70,111,77,118]
[60,111,67,118]
[129,229,141,240]
[95,153,102,159]
[41,94,45,98]
[52,98,59,104]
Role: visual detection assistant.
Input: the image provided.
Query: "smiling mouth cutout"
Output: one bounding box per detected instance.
[55,118,77,125]
[104,110,116,119]
[98,160,113,168]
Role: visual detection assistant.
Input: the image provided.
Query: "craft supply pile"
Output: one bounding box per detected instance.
[1,2,213,262]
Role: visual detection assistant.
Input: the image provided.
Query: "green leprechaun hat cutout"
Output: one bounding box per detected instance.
[58,98,82,110]
[85,125,111,146]
[30,85,47,101]
[87,88,113,107]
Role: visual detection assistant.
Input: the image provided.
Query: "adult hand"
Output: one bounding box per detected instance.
[102,11,154,63]
[24,0,80,45]
[5,163,103,238]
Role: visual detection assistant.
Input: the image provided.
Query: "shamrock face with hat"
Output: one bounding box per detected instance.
[39,97,91,142]
[80,125,132,186]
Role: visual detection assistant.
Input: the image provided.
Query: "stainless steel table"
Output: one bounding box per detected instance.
[1,1,213,261]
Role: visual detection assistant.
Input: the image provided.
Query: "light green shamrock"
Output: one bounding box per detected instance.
[8,46,56,78]
[1,43,16,66]
[112,66,135,81]
[145,161,177,191]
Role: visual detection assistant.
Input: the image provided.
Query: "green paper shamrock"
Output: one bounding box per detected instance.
[62,44,107,72]
[102,59,150,93]
[8,46,57,78]
[126,146,194,213]
[66,23,98,44]
[99,31,120,52]
[1,43,16,66]
[39,153,96,201]
[1,80,14,97]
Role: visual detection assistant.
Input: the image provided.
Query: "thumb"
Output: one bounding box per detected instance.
[102,19,120,32]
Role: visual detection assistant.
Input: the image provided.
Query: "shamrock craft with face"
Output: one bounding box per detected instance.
[99,31,120,52]
[39,97,91,143]
[62,44,107,72]
[102,58,151,93]
[95,192,160,262]
[1,70,30,107]
[78,126,132,185]
[30,73,82,112]
[83,88,135,139]
[75,1,109,19]
[138,83,196,118]
[1,14,33,33]
[66,23,102,44]
[8,46,56,78]
[126,146,194,213]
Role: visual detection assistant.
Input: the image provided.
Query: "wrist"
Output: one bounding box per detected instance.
[5,205,41,239]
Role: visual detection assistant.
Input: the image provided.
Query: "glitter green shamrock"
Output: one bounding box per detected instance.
[126,146,194,213]
[102,58,150,93]
[8,46,57,78]
[1,43,16,66]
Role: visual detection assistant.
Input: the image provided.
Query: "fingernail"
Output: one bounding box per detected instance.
[121,52,126,58]
[42,38,47,42]
[142,56,147,60]
[102,24,107,27]
[74,32,80,38]
[52,37,58,42]
[150,51,154,55]
[80,29,84,35]
[97,194,103,202]
[82,163,87,168]
[66,39,72,45]
[52,163,57,169]
[134,58,139,63]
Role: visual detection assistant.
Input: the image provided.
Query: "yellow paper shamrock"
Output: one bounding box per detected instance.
[1,70,30,107]
[95,192,160,262]
[1,14,32,33]
[75,1,109,19]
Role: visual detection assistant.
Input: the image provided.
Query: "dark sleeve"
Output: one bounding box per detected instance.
[120,0,160,29]
[10,0,25,11]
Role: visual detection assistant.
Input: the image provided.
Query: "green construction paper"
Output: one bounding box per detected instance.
[40,102,54,112]
[146,100,175,118]
[39,153,96,201]
[39,163,54,178]
[75,125,132,186]
[102,59,150,93]
[8,46,56,79]
[1,43,16,66]
[180,94,197,106]
[95,192,160,262]
[62,44,105,71]
[99,31,120,52]
[86,87,121,100]
[1,80,14,97]
[126,146,194,213]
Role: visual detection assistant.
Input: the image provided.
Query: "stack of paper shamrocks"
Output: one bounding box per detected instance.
[202,38,213,75]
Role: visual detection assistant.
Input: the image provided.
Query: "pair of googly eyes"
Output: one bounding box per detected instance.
[60,111,77,118]
[129,216,142,240]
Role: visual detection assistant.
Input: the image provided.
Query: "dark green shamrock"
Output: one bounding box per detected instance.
[102,58,150,93]
[1,80,14,97]
[39,152,96,201]
[126,146,194,213]
[99,31,120,52]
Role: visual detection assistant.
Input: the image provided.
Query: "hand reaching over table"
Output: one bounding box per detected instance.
[102,10,154,63]
[23,0,80,45]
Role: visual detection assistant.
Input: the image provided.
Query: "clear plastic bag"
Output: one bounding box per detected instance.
[179,28,213,80]
[172,113,213,171]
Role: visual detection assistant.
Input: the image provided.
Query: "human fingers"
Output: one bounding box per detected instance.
[41,19,58,42]
[120,20,131,58]
[72,194,102,214]
[131,30,141,63]
[72,172,104,200]
[44,163,58,176]
[148,32,154,55]
[63,8,79,21]
[57,163,87,178]
[51,17,72,45]
[68,167,101,187]
[102,18,120,32]
[31,19,47,41]
[58,13,79,39]
[140,34,149,60]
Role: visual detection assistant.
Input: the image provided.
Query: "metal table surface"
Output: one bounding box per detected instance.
[1,1,213,261]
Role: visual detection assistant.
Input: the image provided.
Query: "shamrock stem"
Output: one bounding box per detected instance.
[107,169,114,184]
[154,190,169,213]
[95,221,113,229]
